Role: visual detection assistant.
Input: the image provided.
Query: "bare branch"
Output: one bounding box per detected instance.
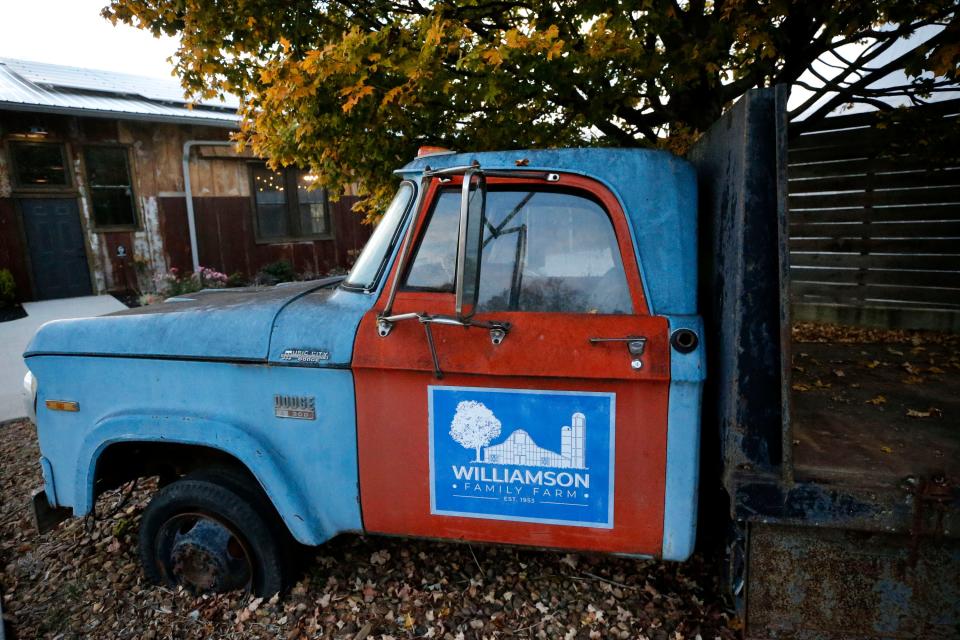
[793,27,956,133]
[787,32,904,120]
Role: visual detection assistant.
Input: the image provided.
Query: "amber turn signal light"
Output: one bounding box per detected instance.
[45,400,79,412]
[416,146,455,158]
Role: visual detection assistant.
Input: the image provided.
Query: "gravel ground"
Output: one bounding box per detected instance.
[0,419,736,640]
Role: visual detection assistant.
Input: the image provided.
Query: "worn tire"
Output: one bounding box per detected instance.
[138,471,289,596]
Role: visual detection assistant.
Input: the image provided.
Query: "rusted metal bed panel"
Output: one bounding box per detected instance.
[746,523,960,640]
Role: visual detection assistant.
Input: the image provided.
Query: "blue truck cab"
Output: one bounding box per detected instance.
[24,147,705,595]
[22,89,960,637]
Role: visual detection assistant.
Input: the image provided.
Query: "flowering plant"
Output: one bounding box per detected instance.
[197,267,229,287]
[141,265,230,304]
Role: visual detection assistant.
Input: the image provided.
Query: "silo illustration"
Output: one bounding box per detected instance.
[571,412,586,469]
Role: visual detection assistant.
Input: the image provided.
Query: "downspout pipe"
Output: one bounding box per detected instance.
[182,140,235,273]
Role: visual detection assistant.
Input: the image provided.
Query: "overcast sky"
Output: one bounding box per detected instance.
[0,0,179,78]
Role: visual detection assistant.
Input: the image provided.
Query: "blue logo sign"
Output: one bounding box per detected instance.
[428,386,615,529]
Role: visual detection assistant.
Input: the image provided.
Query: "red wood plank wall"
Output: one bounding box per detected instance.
[157,194,369,279]
[0,198,32,299]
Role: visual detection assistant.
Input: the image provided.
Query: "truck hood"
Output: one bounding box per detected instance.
[24,278,344,362]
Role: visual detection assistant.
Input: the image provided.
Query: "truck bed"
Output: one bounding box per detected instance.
[789,325,959,488]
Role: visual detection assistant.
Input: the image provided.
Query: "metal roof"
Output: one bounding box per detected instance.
[0,58,240,128]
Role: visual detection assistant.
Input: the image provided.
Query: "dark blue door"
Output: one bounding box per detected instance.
[20,198,92,300]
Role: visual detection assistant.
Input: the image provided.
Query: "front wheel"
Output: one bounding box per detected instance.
[138,471,289,596]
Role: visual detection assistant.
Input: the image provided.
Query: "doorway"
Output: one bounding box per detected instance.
[19,198,92,300]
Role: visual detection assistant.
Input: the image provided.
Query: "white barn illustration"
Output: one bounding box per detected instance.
[482,412,586,469]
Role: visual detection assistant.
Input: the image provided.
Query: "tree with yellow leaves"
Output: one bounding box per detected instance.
[104,0,959,215]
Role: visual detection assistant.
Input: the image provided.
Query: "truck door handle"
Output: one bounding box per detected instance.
[588,336,647,356]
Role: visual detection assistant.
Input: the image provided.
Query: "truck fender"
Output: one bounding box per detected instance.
[75,414,320,545]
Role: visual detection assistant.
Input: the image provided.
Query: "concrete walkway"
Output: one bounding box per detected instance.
[0,295,126,423]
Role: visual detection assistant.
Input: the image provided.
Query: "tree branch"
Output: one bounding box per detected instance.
[792,27,956,133]
[787,32,904,119]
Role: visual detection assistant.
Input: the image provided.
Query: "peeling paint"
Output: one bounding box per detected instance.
[4,115,367,300]
[133,195,167,291]
[0,150,11,198]
[72,152,107,294]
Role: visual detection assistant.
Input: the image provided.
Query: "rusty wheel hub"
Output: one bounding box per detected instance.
[163,516,252,593]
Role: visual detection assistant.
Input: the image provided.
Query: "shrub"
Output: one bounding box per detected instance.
[257,260,296,285]
[0,269,15,307]
[227,272,248,288]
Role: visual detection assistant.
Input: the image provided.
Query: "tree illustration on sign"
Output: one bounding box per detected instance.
[449,401,502,462]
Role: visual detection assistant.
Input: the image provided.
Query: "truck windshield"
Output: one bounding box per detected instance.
[343,182,415,290]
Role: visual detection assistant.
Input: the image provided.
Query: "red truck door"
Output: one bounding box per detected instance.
[353,173,670,555]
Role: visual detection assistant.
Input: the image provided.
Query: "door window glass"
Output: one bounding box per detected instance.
[403,191,460,291]
[403,186,633,314]
[478,189,632,314]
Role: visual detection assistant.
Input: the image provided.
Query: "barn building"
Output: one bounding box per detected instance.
[0,58,370,301]
[483,413,587,469]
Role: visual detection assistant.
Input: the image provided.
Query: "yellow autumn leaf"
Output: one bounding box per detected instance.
[341,85,374,112]
[880,446,893,454]
[424,16,445,47]
[482,48,504,66]
[303,49,324,71]
[866,395,887,406]
[930,43,960,77]
[546,40,564,61]
[906,407,942,418]
[381,86,404,106]
[278,36,291,51]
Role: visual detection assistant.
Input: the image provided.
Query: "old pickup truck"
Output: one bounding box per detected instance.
[22,89,958,638]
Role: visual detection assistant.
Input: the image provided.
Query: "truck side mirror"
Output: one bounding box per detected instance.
[456,169,486,320]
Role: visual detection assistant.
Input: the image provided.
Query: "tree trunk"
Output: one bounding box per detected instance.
[475,446,481,462]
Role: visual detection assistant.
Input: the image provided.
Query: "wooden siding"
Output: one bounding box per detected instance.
[788,101,960,331]
[158,194,369,279]
[0,197,31,298]
[1,110,371,300]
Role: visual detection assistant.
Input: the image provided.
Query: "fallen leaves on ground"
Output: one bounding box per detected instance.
[793,322,960,351]
[0,420,737,639]
[906,408,943,419]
